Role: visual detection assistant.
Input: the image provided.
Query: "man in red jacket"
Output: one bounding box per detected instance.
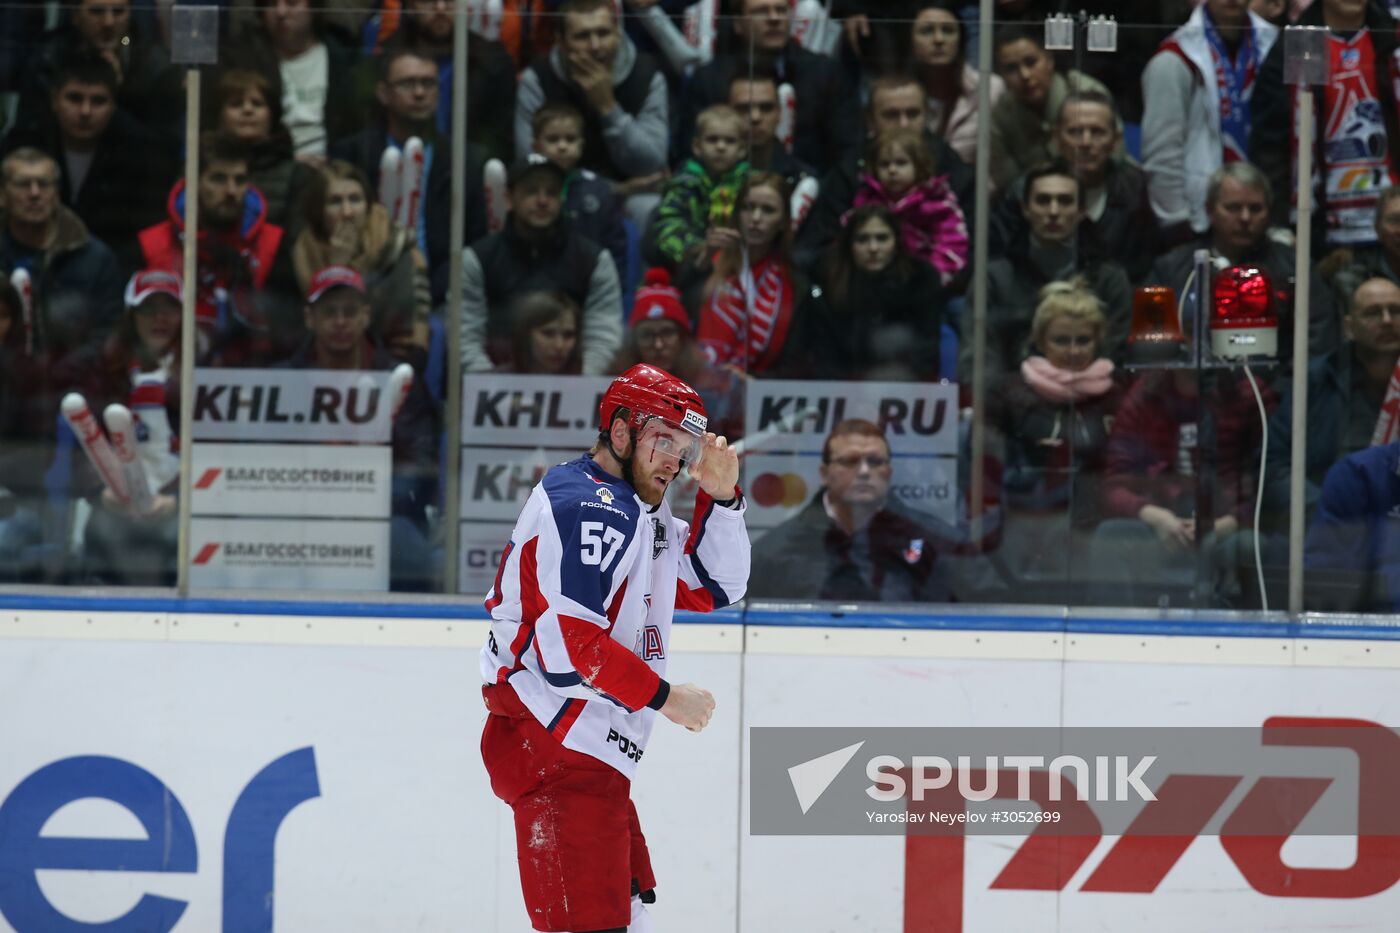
[137,132,283,366]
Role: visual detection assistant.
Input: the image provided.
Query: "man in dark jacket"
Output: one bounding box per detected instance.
[726,70,817,190]
[1147,160,1340,380]
[2,54,173,274]
[795,73,973,273]
[460,156,622,374]
[1305,439,1400,612]
[329,46,488,303]
[678,0,862,176]
[15,0,181,142]
[990,90,1156,282]
[0,147,123,365]
[1264,276,1400,524]
[963,161,1131,384]
[749,419,956,602]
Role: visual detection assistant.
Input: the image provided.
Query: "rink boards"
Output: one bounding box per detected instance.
[0,597,1397,932]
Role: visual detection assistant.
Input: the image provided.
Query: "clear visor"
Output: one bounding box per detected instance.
[634,418,705,468]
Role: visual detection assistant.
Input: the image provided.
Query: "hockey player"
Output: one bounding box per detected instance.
[480,363,749,933]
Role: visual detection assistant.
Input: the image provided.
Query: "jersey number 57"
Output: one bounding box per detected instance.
[580,522,626,572]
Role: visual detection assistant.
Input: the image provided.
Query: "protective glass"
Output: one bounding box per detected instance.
[634,418,705,468]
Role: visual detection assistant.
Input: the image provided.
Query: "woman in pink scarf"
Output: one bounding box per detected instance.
[991,279,1123,593]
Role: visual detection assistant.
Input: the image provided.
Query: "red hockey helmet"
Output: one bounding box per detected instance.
[598,364,709,462]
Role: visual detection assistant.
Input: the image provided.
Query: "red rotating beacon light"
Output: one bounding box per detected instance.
[1210,265,1278,360]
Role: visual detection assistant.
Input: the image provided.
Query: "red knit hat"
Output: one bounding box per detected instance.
[629,268,692,330]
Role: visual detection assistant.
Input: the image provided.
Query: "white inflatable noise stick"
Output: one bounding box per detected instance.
[388,363,414,421]
[60,393,129,504]
[483,158,509,234]
[791,0,838,54]
[379,146,403,220]
[10,268,32,355]
[468,0,503,39]
[398,137,426,231]
[790,176,819,232]
[103,404,155,514]
[683,0,718,63]
[777,82,796,154]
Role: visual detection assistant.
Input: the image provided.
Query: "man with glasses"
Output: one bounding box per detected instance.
[748,418,955,601]
[2,54,172,273]
[370,0,517,163]
[330,46,489,303]
[0,146,123,364]
[1264,276,1400,523]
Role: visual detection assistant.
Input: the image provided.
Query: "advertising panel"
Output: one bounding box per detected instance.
[741,380,960,529]
[191,369,396,444]
[190,444,391,519]
[188,518,390,591]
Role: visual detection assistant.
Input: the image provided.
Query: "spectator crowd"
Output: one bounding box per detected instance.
[1,0,1397,610]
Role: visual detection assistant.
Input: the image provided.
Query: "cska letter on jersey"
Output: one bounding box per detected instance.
[479,455,750,778]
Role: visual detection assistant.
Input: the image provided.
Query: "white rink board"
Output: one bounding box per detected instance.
[0,635,491,933]
[740,647,1400,933]
[2,611,1400,931]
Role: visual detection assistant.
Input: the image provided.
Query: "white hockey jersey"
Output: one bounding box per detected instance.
[479,454,750,778]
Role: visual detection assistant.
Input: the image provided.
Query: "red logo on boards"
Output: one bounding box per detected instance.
[193,543,221,565]
[903,717,1400,931]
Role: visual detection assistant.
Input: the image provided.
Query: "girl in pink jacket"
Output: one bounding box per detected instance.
[850,128,969,286]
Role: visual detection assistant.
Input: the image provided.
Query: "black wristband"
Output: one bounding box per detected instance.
[646,679,671,710]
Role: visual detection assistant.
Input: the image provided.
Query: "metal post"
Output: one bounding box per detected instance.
[443,0,469,593]
[968,0,993,543]
[175,68,201,595]
[1288,89,1314,616]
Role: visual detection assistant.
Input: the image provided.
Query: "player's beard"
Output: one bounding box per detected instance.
[630,461,666,507]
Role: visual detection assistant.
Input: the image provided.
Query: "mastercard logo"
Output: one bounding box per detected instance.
[750,472,808,508]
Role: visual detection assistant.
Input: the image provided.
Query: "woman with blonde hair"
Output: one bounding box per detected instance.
[292,160,431,366]
[991,277,1123,594]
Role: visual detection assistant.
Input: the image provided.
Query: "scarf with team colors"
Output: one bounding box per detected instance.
[698,253,794,374]
[1292,29,1400,244]
[1373,361,1400,447]
[1203,10,1257,163]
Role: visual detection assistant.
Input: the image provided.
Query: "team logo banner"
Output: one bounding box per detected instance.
[189,517,390,590]
[192,369,396,443]
[741,380,960,529]
[458,374,612,593]
[191,444,392,519]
